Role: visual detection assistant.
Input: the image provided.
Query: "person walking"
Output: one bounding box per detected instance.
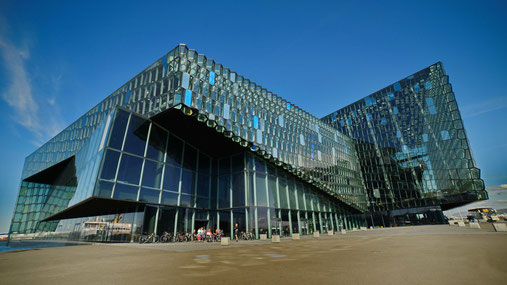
[234,223,239,242]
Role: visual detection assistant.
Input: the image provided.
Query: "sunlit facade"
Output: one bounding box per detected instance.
[9,46,486,242]
[321,62,487,226]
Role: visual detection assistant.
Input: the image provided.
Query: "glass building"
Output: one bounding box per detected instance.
[8,46,486,242]
[321,62,487,226]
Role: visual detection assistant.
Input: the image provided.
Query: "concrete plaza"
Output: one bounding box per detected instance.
[1,225,506,284]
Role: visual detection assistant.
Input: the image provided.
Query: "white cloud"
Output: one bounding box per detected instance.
[461,96,507,118]
[0,34,64,145]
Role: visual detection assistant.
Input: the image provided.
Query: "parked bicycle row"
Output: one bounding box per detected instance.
[139,228,257,244]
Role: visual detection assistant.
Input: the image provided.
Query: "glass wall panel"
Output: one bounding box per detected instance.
[113,183,139,201]
[108,109,129,150]
[139,188,160,203]
[162,165,180,191]
[161,191,178,206]
[146,124,167,161]
[96,180,114,198]
[232,172,245,207]
[256,172,268,207]
[117,154,143,185]
[180,170,195,195]
[142,160,163,189]
[100,150,120,180]
[166,134,183,167]
[123,115,149,156]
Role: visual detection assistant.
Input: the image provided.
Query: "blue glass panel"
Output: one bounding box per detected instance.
[422,133,429,142]
[366,113,372,120]
[394,82,401,91]
[209,71,215,85]
[253,116,259,129]
[388,92,395,100]
[414,84,420,92]
[113,183,139,201]
[365,97,371,107]
[117,154,143,185]
[340,120,345,127]
[396,130,402,138]
[182,73,190,89]
[381,117,387,125]
[344,145,348,154]
[440,130,450,140]
[347,118,352,125]
[139,188,160,203]
[124,90,131,105]
[424,81,432,89]
[393,106,399,114]
[184,89,192,106]
[286,103,291,110]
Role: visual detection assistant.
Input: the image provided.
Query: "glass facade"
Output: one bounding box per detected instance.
[9,47,486,241]
[321,62,487,226]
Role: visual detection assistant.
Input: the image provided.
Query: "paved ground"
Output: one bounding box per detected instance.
[1,225,506,284]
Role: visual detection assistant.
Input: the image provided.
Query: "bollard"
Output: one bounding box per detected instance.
[341,229,346,235]
[469,222,481,229]
[271,235,281,243]
[313,231,320,238]
[291,233,300,240]
[221,237,230,246]
[492,223,507,232]
[327,230,334,236]
[457,221,465,227]
[352,228,358,231]
[360,227,367,231]
[259,234,268,240]
[369,226,373,230]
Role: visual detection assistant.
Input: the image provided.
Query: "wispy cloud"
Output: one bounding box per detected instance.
[0,30,64,145]
[461,96,507,118]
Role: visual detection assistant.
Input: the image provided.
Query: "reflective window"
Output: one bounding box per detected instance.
[161,191,179,206]
[117,154,143,185]
[142,160,163,189]
[123,115,149,156]
[146,124,167,161]
[108,110,129,150]
[139,188,160,203]
[183,145,197,170]
[441,130,450,140]
[163,165,180,191]
[180,169,195,194]
[95,180,114,198]
[100,150,120,180]
[166,135,183,167]
[180,194,194,207]
[113,183,138,201]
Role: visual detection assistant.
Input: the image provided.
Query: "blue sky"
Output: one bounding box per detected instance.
[0,0,506,232]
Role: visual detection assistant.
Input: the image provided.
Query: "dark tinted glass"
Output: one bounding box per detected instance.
[113,183,138,201]
[139,188,160,203]
[142,160,163,189]
[161,191,179,206]
[162,165,180,191]
[183,145,197,170]
[100,150,120,180]
[117,154,143,185]
[108,109,129,150]
[146,124,167,161]
[123,115,149,156]
[166,135,183,167]
[180,169,195,194]
[95,180,114,198]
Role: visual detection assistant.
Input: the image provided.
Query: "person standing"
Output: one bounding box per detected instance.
[234,223,239,242]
